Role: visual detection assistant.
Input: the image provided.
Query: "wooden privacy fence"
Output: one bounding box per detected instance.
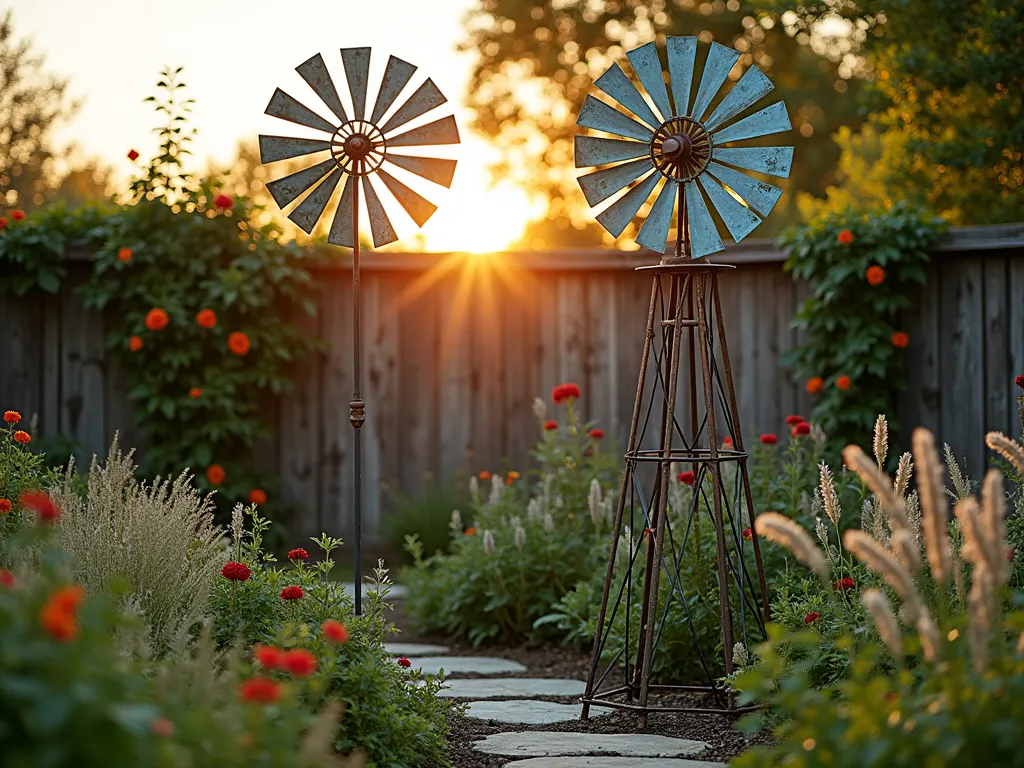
[1,224,1022,543]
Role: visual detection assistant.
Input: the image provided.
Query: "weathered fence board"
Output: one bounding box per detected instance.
[0,225,1021,542]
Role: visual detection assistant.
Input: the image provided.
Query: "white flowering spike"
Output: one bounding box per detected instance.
[532,396,547,421]
[732,642,749,667]
[231,503,245,544]
[527,498,541,521]
[489,475,503,505]
[514,525,526,551]
[483,529,495,555]
[543,513,554,533]
[589,479,602,526]
[450,509,462,532]
[469,475,480,502]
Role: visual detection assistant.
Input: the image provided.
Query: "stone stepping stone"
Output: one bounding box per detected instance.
[406,656,528,676]
[474,732,709,758]
[384,642,449,657]
[465,700,587,725]
[339,582,408,600]
[440,677,585,699]
[506,759,725,768]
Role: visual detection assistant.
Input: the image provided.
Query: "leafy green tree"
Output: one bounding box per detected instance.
[461,0,863,248]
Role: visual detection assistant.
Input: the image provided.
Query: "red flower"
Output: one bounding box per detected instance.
[239,677,280,704]
[1015,374,1024,390]
[804,611,820,624]
[837,229,853,245]
[253,644,282,669]
[287,547,309,561]
[643,527,652,537]
[742,527,753,540]
[40,585,85,641]
[228,331,251,356]
[1006,546,1015,562]
[891,331,909,348]
[885,691,899,703]
[13,430,30,445]
[11,210,24,221]
[478,470,491,480]
[866,266,886,286]
[833,577,855,592]
[722,436,733,447]
[322,619,349,644]
[145,307,169,331]
[589,428,605,440]
[19,491,58,522]
[150,718,175,737]
[805,377,823,394]
[213,193,234,209]
[784,415,804,426]
[397,657,412,668]
[3,410,20,424]
[544,420,557,431]
[249,488,267,504]
[196,309,217,328]
[281,648,317,676]
[206,464,225,486]
[127,149,140,161]
[0,218,6,230]
[465,527,476,536]
[551,382,581,404]
[760,434,778,445]
[281,585,304,601]
[677,471,695,485]
[0,569,14,587]
[792,422,812,437]
[0,499,10,514]
[118,247,133,263]
[189,387,203,399]
[129,335,144,352]
[221,561,251,582]
[836,375,852,391]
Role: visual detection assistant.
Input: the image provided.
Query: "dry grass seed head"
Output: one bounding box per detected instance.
[911,428,952,585]
[842,529,924,622]
[894,452,914,499]
[754,512,829,580]
[843,444,908,533]
[818,462,842,529]
[873,414,889,469]
[985,432,1024,475]
[861,588,902,658]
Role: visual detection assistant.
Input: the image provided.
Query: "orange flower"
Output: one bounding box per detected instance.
[465,527,476,536]
[805,377,824,394]
[837,229,853,245]
[13,430,30,445]
[322,619,349,644]
[891,331,909,348]
[40,585,85,642]
[836,375,852,391]
[505,470,521,485]
[239,677,280,704]
[145,307,169,331]
[189,387,202,399]
[249,488,267,505]
[118,247,133,263]
[196,309,217,328]
[478,470,491,480]
[11,210,24,221]
[228,331,250,356]
[206,464,225,485]
[129,335,144,352]
[150,718,175,737]
[3,410,20,424]
[866,266,886,286]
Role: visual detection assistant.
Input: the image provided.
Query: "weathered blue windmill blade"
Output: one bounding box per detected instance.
[711,101,791,144]
[595,170,660,237]
[595,63,661,129]
[289,168,343,233]
[266,157,337,209]
[265,89,338,134]
[703,65,774,132]
[574,135,650,168]
[697,174,762,242]
[635,181,678,252]
[386,154,457,188]
[296,53,348,124]
[578,157,655,208]
[361,176,399,247]
[376,169,438,227]
[706,161,783,218]
[370,55,417,126]
[328,174,357,247]
[712,146,793,178]
[387,115,460,147]
[684,182,725,257]
[341,47,371,121]
[666,37,697,118]
[577,95,654,142]
[689,42,740,122]
[379,79,447,136]
[259,135,331,164]
[626,43,673,122]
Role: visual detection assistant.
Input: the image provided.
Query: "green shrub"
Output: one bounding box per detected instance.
[381,477,464,563]
[0,411,52,541]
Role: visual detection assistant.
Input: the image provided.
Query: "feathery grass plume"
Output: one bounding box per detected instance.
[489,475,503,505]
[894,452,914,498]
[873,414,889,469]
[912,428,952,585]
[843,444,908,533]
[754,513,829,580]
[818,462,842,530]
[944,444,973,501]
[980,469,1008,584]
[906,490,923,543]
[843,530,923,622]
[815,517,837,567]
[532,396,547,421]
[860,498,878,540]
[915,612,940,662]
[588,479,602,527]
[482,529,495,555]
[862,589,902,657]
[231,502,244,544]
[986,431,1024,474]
[892,529,922,575]
[954,497,995,579]
[967,572,995,673]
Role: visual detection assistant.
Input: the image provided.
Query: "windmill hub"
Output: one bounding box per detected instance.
[660,134,692,162]
[344,133,372,159]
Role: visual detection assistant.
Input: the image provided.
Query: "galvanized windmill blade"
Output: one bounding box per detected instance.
[259,48,461,249]
[575,38,793,257]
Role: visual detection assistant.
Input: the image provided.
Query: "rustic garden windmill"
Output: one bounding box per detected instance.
[575,38,792,723]
[259,48,460,613]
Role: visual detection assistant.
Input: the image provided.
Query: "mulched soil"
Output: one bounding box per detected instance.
[387,602,772,767]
